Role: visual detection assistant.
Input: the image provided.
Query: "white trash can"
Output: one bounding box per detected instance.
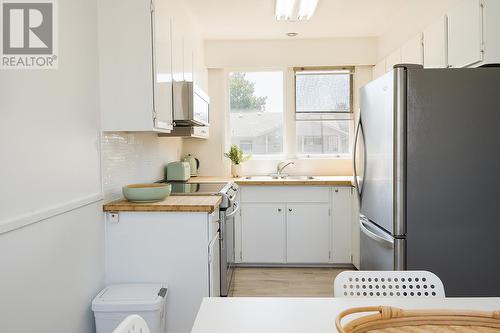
[92,284,167,333]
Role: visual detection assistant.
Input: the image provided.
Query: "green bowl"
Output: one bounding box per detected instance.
[122,183,171,202]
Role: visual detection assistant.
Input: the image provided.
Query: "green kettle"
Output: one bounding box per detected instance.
[182,154,200,176]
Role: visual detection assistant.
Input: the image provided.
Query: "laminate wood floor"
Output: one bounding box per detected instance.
[229,267,351,297]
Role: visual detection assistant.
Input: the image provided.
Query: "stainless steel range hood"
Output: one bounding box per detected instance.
[172,81,210,126]
[158,126,209,139]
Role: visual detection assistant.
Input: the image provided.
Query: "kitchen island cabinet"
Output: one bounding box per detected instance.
[104,202,220,333]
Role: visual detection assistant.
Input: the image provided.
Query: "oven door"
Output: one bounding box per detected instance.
[220,202,238,296]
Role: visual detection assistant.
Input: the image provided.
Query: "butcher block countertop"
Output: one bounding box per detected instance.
[188,176,353,186]
[103,195,222,213]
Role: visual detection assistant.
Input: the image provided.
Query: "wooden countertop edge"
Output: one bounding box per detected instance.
[103,205,218,213]
[187,176,354,186]
[102,196,222,213]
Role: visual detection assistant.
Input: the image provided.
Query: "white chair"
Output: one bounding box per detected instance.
[333,271,445,298]
[112,315,151,333]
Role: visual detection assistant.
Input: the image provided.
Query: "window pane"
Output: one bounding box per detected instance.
[296,71,351,113]
[230,71,284,155]
[296,120,351,155]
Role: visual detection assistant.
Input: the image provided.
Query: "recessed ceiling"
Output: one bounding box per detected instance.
[185,0,458,40]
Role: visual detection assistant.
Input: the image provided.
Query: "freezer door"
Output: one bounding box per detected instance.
[359,71,394,234]
[406,67,500,296]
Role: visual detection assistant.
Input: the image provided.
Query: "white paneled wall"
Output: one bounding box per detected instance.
[0,0,104,330]
[101,133,183,202]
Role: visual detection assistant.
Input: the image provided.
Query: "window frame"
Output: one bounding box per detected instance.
[227,68,287,159]
[294,67,354,116]
[226,67,354,160]
[294,67,354,159]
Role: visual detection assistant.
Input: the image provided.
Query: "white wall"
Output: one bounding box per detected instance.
[376,0,461,60]
[0,0,104,331]
[205,37,378,68]
[101,133,183,202]
[0,202,104,333]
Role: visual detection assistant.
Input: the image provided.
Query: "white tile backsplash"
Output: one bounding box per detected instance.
[101,132,182,202]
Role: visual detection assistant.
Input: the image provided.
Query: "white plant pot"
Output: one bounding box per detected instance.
[231,164,242,178]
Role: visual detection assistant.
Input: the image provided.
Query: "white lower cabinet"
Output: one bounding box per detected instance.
[287,203,330,263]
[208,232,220,297]
[241,203,286,263]
[332,187,353,264]
[238,186,354,265]
[106,210,220,333]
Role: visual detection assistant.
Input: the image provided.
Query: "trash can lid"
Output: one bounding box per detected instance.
[92,284,168,312]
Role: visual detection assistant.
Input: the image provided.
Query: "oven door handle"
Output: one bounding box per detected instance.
[225,202,239,218]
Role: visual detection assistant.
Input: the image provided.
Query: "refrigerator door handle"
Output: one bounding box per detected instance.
[360,217,394,248]
[353,116,364,198]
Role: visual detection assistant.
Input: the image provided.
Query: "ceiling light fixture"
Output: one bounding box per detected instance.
[275,0,296,21]
[297,0,319,20]
[275,0,319,21]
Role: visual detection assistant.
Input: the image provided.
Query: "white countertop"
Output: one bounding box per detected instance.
[191,297,500,333]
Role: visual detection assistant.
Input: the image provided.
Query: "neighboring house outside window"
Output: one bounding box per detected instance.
[229,71,284,155]
[239,140,253,152]
[295,68,353,157]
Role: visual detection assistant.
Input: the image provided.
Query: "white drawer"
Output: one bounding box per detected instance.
[241,186,329,203]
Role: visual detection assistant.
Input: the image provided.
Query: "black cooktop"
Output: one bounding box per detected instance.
[165,182,228,195]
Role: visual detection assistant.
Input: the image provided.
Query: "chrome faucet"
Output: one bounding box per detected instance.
[276,161,295,177]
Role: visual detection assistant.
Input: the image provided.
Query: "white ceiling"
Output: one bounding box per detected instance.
[184,0,456,40]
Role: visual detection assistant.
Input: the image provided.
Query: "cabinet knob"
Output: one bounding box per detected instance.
[288,208,292,212]
[278,208,282,212]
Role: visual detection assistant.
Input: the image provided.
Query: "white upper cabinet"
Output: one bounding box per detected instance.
[423,16,448,68]
[171,15,184,83]
[183,33,194,82]
[385,48,402,72]
[372,59,386,79]
[480,0,500,65]
[447,0,500,67]
[401,33,423,65]
[447,0,483,68]
[98,0,173,132]
[152,0,174,130]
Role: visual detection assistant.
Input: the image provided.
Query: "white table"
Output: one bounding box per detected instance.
[191,297,500,333]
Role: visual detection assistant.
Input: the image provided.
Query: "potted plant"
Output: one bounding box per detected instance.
[224,144,251,177]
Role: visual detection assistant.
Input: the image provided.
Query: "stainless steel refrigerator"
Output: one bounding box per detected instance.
[354,64,500,296]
